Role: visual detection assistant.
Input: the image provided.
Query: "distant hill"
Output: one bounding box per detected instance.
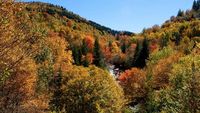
[25,2,134,36]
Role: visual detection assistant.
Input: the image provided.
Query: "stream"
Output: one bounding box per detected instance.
[107,64,122,79]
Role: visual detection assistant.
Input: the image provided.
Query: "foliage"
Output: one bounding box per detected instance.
[192,0,200,11]
[133,38,149,68]
[132,41,142,67]
[72,46,82,65]
[49,68,63,112]
[1,0,200,112]
[53,66,125,113]
[160,33,170,48]
[151,53,181,89]
[148,46,174,65]
[119,68,146,104]
[143,55,200,113]
[177,9,184,17]
[93,38,105,68]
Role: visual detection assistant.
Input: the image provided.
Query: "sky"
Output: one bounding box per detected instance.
[23,0,193,33]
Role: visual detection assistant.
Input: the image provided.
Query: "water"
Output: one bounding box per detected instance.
[107,64,121,79]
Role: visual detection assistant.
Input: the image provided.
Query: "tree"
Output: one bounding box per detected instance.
[151,53,181,89]
[133,38,149,68]
[172,31,181,46]
[193,0,198,10]
[143,55,200,113]
[118,68,146,105]
[0,58,38,112]
[93,38,105,68]
[81,39,89,55]
[166,56,200,112]
[192,0,200,11]
[160,33,169,48]
[62,66,125,113]
[84,36,94,52]
[49,68,63,112]
[198,0,200,10]
[177,9,184,17]
[82,55,90,67]
[132,41,142,67]
[121,41,127,53]
[72,46,82,65]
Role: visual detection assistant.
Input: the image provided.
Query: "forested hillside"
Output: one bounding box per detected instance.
[0,0,200,113]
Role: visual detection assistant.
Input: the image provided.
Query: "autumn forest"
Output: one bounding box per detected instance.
[0,0,200,113]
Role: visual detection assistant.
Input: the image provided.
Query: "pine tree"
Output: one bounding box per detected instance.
[139,38,149,68]
[93,38,105,68]
[160,33,169,48]
[133,38,149,68]
[192,0,198,11]
[177,9,184,17]
[49,68,63,112]
[82,57,89,67]
[121,41,127,53]
[81,39,88,55]
[197,0,200,10]
[72,46,82,65]
[173,31,181,46]
[193,0,200,11]
[132,41,142,67]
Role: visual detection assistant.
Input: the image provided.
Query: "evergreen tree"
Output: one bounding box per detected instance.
[49,68,63,112]
[72,46,82,65]
[121,41,127,53]
[160,33,169,48]
[132,41,142,67]
[82,57,89,67]
[139,38,149,68]
[81,39,88,55]
[177,9,184,17]
[193,0,198,11]
[93,38,105,68]
[133,38,149,68]
[193,0,200,11]
[198,0,200,10]
[173,31,181,46]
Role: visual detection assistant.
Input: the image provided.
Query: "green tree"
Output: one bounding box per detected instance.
[72,46,82,65]
[160,33,169,48]
[193,0,198,10]
[193,0,200,11]
[132,41,142,67]
[121,41,127,53]
[93,38,105,68]
[172,31,181,46]
[133,38,149,68]
[49,68,63,112]
[81,39,89,56]
[82,56,89,67]
[177,9,184,17]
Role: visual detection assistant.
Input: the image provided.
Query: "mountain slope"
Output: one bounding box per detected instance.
[1,1,200,113]
[25,2,133,36]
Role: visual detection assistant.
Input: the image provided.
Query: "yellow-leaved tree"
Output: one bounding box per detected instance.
[50,66,125,113]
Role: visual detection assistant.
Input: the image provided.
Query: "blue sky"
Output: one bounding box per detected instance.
[23,0,193,33]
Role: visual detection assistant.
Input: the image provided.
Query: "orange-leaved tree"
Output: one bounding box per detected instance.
[118,68,146,104]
